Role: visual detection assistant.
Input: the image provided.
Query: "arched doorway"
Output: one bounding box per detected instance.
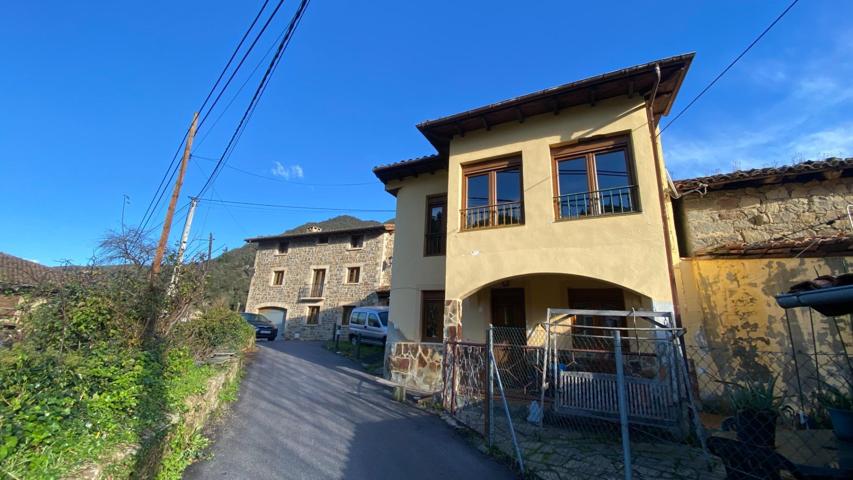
[258,307,286,340]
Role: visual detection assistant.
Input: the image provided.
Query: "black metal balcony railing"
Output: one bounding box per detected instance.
[298,283,325,300]
[461,201,524,230]
[554,185,638,220]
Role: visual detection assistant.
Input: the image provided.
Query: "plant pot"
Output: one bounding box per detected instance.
[828,407,853,441]
[735,409,778,447]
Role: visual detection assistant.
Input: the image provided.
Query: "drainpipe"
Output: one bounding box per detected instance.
[645,64,683,329]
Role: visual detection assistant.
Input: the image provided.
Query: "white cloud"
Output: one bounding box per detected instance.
[271,162,305,180]
[25,258,40,264]
[663,36,853,179]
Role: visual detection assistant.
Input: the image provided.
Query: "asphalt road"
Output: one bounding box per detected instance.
[184,341,514,480]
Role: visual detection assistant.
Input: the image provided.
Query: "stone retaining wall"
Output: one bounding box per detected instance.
[388,342,444,392]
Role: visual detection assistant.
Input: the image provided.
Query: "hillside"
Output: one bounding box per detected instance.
[205,243,256,310]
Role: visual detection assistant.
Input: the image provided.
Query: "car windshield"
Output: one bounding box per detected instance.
[378,312,388,327]
[241,313,267,324]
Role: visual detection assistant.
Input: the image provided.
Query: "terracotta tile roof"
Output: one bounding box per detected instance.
[673,157,853,192]
[372,154,447,184]
[0,252,60,287]
[417,53,694,152]
[245,215,394,242]
[694,234,853,259]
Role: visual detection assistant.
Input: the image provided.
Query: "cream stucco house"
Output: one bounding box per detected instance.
[373,54,694,390]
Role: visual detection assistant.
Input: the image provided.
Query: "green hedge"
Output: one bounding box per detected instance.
[0,293,254,479]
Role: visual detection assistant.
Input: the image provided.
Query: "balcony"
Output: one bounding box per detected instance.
[460,201,524,230]
[298,283,325,301]
[554,185,638,220]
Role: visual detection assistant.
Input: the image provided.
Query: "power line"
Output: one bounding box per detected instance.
[658,0,800,136]
[196,0,288,132]
[191,154,379,186]
[196,0,311,198]
[134,0,279,238]
[198,198,395,213]
[197,0,271,116]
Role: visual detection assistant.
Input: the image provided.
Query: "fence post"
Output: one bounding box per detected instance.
[491,336,524,475]
[487,325,494,447]
[539,316,550,426]
[614,330,633,480]
[355,334,361,359]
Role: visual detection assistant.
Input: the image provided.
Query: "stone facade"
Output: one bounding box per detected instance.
[245,226,393,341]
[387,342,444,392]
[678,176,853,254]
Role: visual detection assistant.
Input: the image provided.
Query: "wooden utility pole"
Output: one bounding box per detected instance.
[151,112,199,277]
[207,233,214,269]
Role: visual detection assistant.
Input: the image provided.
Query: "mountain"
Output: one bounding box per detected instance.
[205,243,256,310]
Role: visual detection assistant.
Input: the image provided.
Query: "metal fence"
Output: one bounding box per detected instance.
[442,309,853,480]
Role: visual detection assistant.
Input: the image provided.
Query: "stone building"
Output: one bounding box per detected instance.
[673,157,853,256]
[672,158,853,402]
[244,216,394,341]
[1,253,60,345]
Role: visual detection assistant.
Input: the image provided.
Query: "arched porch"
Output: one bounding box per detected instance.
[451,273,656,344]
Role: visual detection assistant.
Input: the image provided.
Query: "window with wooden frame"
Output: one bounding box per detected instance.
[341,305,355,326]
[424,194,446,256]
[317,234,329,245]
[552,136,639,220]
[306,306,320,325]
[271,270,285,286]
[346,266,360,284]
[349,234,364,249]
[461,156,523,230]
[421,290,445,342]
[276,241,289,254]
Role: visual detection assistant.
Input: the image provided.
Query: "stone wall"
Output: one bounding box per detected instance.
[245,228,393,341]
[387,342,444,392]
[678,177,853,254]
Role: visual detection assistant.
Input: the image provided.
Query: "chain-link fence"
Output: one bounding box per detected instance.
[442,309,853,480]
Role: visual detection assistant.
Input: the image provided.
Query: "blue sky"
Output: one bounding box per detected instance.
[1,0,851,266]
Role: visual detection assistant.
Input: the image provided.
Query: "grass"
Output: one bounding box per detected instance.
[323,339,385,375]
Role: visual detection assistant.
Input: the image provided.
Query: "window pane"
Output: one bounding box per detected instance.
[557,157,590,217]
[495,168,521,203]
[466,174,489,207]
[425,196,446,256]
[378,312,388,326]
[466,174,490,228]
[594,150,631,213]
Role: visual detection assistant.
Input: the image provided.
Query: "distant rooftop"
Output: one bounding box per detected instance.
[245,215,394,243]
[673,157,853,192]
[0,252,60,287]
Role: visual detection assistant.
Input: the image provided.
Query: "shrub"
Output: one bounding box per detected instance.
[171,307,255,360]
[0,273,252,477]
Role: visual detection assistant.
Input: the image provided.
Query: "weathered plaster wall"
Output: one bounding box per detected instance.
[245,229,393,341]
[679,177,853,254]
[677,257,853,401]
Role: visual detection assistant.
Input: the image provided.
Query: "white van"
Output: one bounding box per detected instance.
[347,306,389,345]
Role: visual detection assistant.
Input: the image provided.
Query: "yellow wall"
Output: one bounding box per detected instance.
[385,172,448,342]
[678,256,853,353]
[445,97,674,308]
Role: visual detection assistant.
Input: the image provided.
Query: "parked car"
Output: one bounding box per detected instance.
[347,306,389,345]
[240,312,278,341]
